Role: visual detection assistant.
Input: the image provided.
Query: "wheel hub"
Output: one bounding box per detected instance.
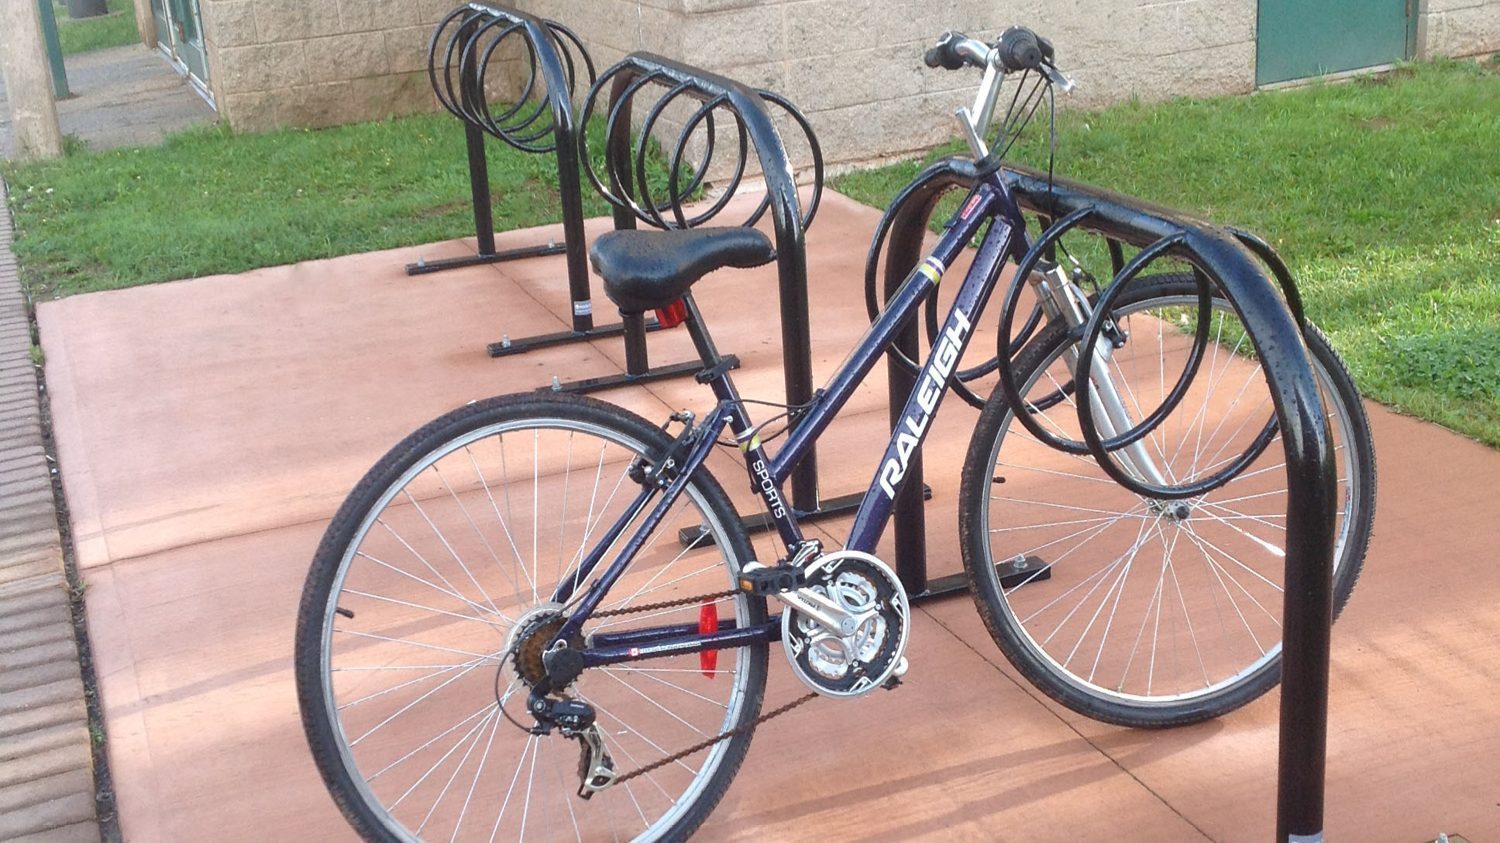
[1148,498,1195,522]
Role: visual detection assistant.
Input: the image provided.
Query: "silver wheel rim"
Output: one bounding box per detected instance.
[978,295,1363,708]
[316,415,756,841]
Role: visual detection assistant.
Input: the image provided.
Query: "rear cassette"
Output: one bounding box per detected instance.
[783,551,910,698]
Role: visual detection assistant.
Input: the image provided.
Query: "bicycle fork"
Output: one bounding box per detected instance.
[1028,265,1170,489]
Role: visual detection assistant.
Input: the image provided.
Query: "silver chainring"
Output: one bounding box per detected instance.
[782,550,910,698]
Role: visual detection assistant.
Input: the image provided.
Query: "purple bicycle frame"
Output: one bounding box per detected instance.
[558,172,1033,668]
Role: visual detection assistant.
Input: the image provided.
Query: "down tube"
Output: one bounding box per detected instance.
[846,210,1023,553]
[767,187,999,487]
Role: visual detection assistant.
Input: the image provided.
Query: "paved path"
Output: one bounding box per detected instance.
[1,44,215,160]
[0,183,101,840]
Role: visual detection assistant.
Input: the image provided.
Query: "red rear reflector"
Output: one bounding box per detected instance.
[655,298,689,329]
[698,602,719,678]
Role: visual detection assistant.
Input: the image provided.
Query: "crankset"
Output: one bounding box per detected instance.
[778,550,911,698]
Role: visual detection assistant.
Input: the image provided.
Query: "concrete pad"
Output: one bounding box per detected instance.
[42,193,1500,841]
[80,523,340,841]
[919,405,1500,842]
[82,518,1199,842]
[38,239,673,570]
[704,605,1207,841]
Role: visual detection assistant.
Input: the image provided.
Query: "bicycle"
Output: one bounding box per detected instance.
[295,26,1374,841]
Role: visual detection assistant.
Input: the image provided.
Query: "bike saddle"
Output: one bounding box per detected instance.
[589,227,775,313]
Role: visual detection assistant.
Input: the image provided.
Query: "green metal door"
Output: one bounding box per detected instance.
[149,0,171,50]
[1256,0,1414,85]
[168,0,208,84]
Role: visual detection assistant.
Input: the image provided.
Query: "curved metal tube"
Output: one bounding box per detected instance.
[581,51,824,509]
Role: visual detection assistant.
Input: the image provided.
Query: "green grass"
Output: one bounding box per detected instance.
[4,59,1496,446]
[835,59,1500,447]
[54,0,139,55]
[1,113,666,298]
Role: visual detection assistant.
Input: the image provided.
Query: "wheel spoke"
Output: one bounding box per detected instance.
[971,281,1369,720]
[305,403,766,840]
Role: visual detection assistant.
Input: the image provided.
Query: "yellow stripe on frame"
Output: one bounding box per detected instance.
[917,257,945,286]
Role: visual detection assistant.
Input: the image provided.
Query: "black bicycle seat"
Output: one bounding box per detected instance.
[589,227,775,313]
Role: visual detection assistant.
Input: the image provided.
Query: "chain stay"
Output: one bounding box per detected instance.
[582,587,815,791]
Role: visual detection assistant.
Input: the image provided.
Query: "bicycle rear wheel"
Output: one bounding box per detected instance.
[295,393,768,841]
[959,273,1374,727]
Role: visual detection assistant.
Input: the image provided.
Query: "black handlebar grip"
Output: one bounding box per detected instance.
[997,26,1044,72]
[924,31,968,71]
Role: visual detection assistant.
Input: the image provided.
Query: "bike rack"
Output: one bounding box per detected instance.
[418,4,686,383]
[582,53,848,518]
[871,155,1338,842]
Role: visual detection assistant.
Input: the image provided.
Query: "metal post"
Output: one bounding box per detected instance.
[865,162,982,596]
[997,164,1339,841]
[879,192,945,592]
[771,194,819,513]
[34,0,71,99]
[551,98,594,334]
[462,120,497,259]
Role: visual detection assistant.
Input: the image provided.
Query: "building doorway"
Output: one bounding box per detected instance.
[150,0,210,97]
[1256,0,1416,85]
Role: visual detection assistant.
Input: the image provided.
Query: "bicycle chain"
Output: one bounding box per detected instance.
[589,589,738,618]
[610,691,817,789]
[582,588,818,791]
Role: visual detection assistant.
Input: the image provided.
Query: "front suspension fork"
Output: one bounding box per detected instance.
[1029,265,1170,487]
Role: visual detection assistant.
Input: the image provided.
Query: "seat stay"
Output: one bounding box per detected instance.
[550,403,737,642]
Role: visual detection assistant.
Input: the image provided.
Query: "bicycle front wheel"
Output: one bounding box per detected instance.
[295,393,768,841]
[959,273,1374,727]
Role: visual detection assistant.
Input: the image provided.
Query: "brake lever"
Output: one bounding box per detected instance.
[1041,62,1075,94]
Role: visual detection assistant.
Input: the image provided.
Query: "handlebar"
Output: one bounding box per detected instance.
[924,27,1057,73]
[997,26,1053,72]
[924,26,1074,161]
[923,31,989,71]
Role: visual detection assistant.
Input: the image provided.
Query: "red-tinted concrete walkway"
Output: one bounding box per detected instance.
[36,192,1500,841]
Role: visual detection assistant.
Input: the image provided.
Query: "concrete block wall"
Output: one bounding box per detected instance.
[198,0,456,131]
[1420,0,1500,58]
[192,0,1498,165]
[514,0,1261,173]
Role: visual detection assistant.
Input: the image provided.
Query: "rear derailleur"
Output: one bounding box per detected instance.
[525,694,617,799]
[503,608,616,799]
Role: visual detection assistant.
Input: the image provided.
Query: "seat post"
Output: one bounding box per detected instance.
[620,311,649,374]
[679,294,724,370]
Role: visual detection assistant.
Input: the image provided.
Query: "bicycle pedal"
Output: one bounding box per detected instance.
[883,657,909,690]
[737,563,804,596]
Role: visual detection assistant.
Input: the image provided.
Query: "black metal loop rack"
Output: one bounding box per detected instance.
[871,155,1339,842]
[417,3,688,386]
[582,53,835,514]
